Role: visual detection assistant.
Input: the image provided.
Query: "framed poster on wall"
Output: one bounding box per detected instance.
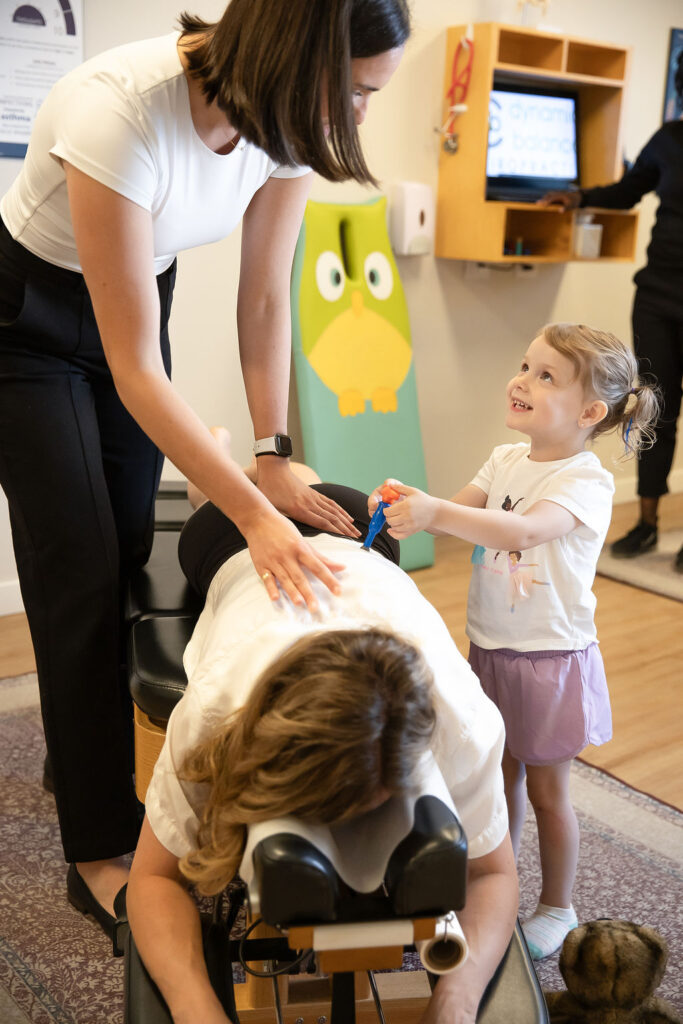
[662,27,683,122]
[0,0,83,158]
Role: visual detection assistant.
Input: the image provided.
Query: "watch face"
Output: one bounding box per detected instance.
[276,434,293,457]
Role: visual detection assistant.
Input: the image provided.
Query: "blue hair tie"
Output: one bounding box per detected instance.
[624,415,634,448]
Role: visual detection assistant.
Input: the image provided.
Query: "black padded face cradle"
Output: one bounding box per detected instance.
[253,835,340,927]
[385,796,467,917]
[251,796,467,930]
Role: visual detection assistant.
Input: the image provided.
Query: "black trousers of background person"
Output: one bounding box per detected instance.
[0,218,175,863]
[632,289,683,498]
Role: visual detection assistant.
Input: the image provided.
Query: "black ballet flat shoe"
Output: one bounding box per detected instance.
[66,864,117,946]
[610,520,657,558]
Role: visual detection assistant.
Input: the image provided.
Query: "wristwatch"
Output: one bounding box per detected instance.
[253,434,293,457]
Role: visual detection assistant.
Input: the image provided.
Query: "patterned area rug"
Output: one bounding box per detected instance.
[597,528,683,602]
[1,673,682,1022]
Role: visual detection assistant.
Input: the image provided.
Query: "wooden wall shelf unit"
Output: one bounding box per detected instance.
[435,23,639,264]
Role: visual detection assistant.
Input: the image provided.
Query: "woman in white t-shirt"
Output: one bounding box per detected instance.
[127,480,517,1024]
[370,322,660,961]
[0,0,409,933]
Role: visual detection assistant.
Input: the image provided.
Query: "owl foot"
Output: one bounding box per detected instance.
[338,391,366,417]
[371,387,398,413]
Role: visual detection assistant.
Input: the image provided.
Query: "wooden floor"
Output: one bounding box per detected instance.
[0,496,681,809]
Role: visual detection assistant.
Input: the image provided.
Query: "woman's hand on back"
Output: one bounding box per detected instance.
[242,506,345,613]
[256,458,360,538]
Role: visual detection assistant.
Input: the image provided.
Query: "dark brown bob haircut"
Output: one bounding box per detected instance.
[178,0,411,184]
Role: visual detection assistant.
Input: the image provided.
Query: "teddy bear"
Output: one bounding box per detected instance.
[543,919,681,1024]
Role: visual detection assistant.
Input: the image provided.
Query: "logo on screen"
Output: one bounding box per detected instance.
[487,91,577,180]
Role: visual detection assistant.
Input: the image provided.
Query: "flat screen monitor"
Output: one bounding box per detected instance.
[486,82,580,202]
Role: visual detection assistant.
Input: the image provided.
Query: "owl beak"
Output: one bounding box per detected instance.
[351,289,365,318]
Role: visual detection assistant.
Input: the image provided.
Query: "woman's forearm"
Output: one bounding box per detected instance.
[238,297,292,440]
[236,172,311,441]
[127,873,230,1024]
[428,863,518,1020]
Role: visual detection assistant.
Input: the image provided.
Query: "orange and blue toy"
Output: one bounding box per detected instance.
[362,485,400,552]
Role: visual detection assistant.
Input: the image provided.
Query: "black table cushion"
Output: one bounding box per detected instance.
[128,615,196,721]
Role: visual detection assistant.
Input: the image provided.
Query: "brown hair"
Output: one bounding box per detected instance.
[541,322,661,457]
[178,0,411,184]
[179,627,435,895]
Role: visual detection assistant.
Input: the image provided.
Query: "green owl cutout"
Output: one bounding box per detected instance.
[291,196,433,570]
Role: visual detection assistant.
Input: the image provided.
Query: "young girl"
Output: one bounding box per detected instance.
[372,322,659,960]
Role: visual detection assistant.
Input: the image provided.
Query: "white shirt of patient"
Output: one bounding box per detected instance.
[145,535,508,872]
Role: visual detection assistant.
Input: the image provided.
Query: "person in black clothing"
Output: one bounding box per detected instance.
[540,49,683,572]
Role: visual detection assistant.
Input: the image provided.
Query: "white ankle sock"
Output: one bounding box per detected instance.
[522,903,578,960]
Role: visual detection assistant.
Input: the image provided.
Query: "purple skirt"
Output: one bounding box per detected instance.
[468,642,612,766]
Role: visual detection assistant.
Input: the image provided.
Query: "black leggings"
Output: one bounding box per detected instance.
[632,290,683,498]
[179,483,400,598]
[0,218,176,862]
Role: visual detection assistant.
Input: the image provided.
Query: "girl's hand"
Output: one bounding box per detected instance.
[380,481,440,538]
[256,458,359,538]
[243,508,344,613]
[367,479,403,516]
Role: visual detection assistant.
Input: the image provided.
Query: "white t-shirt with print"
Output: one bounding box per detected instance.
[466,443,614,652]
[145,534,508,875]
[0,33,310,274]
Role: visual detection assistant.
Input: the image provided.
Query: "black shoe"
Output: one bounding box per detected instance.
[113,883,129,958]
[675,545,683,574]
[611,520,657,558]
[66,864,117,945]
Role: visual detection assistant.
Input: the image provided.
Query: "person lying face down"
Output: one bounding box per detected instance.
[179,626,437,892]
[127,482,518,1024]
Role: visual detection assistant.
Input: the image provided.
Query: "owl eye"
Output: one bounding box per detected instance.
[364,252,393,300]
[315,251,345,301]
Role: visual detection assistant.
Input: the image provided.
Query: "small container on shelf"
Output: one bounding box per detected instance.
[574,213,603,259]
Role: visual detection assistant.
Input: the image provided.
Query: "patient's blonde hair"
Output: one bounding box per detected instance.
[541,322,660,457]
[179,628,436,895]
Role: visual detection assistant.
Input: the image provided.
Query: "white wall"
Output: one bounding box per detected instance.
[1,0,681,613]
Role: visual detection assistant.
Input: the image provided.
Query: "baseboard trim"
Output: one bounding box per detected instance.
[0,580,24,616]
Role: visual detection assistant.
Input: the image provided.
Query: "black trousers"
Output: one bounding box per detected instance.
[0,218,176,862]
[632,289,683,499]
[179,484,400,599]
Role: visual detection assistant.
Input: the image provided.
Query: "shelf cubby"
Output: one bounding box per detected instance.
[566,41,627,82]
[497,28,565,72]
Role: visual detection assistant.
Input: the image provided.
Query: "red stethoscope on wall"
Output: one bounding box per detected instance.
[439,29,474,153]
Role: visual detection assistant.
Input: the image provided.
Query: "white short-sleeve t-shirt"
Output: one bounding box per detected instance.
[145,535,508,869]
[0,33,310,274]
[466,443,614,652]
